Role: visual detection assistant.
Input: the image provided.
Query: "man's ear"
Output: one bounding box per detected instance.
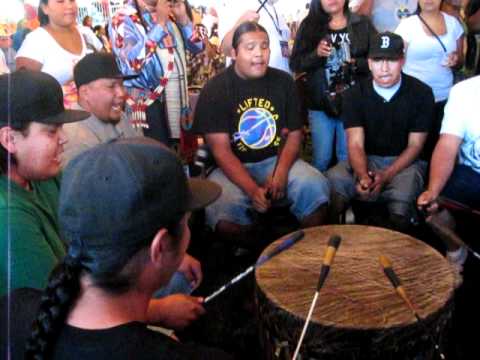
[78,84,89,103]
[230,47,237,60]
[0,127,19,154]
[149,228,170,267]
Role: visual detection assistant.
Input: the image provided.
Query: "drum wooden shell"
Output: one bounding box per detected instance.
[255,225,455,360]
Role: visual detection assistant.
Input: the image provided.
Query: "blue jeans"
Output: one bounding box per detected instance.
[442,164,480,209]
[309,110,348,172]
[206,156,331,229]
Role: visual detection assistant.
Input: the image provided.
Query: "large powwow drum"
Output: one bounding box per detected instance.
[255,225,456,360]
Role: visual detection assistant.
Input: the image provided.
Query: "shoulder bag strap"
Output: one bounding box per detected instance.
[418,14,447,53]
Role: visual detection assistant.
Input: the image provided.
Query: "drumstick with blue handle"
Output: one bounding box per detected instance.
[292,235,342,360]
[203,230,305,304]
[380,255,446,360]
[256,0,269,13]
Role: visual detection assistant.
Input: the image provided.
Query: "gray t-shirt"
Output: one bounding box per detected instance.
[371,0,418,32]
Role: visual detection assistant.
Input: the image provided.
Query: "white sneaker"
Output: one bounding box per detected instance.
[446,246,467,288]
[446,246,468,273]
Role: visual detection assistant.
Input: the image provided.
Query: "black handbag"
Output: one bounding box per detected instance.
[305,65,352,118]
[304,66,329,111]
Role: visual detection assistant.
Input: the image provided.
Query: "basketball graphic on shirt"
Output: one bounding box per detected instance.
[235,108,277,149]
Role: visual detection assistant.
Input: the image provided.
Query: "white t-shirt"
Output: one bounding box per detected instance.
[16,26,91,85]
[218,0,291,74]
[440,76,480,174]
[395,13,464,102]
[0,51,9,75]
[372,0,418,32]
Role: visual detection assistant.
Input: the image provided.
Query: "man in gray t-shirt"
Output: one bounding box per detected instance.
[357,0,418,32]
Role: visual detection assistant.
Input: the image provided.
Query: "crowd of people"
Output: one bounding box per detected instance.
[1,0,479,358]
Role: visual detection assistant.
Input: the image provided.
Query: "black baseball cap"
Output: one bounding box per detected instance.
[74,53,137,88]
[368,32,404,60]
[59,137,221,275]
[0,70,89,128]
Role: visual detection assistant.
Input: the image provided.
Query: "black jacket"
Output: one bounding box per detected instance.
[290,13,377,77]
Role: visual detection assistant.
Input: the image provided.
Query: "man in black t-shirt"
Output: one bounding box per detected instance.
[194,22,330,244]
[327,32,434,231]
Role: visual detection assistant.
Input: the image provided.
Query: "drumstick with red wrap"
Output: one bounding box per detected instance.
[379,255,446,360]
[438,195,480,217]
[203,230,305,304]
[426,217,480,260]
[292,235,342,360]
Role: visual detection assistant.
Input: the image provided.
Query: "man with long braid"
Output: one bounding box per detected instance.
[25,138,231,359]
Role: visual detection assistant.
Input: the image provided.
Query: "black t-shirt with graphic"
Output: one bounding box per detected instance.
[325,27,354,93]
[193,66,302,163]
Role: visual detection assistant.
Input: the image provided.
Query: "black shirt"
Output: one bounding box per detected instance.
[193,66,302,163]
[342,73,434,157]
[52,322,232,360]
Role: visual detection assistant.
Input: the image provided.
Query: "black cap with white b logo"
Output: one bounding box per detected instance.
[368,32,404,60]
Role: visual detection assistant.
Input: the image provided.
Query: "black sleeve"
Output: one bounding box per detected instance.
[410,82,435,133]
[342,84,364,129]
[353,17,378,76]
[284,76,303,131]
[192,74,231,135]
[289,22,325,73]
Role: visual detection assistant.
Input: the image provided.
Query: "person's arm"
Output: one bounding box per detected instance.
[15,57,42,71]
[206,133,270,212]
[357,0,374,16]
[109,11,169,76]
[446,34,465,69]
[346,127,373,196]
[467,8,480,32]
[220,10,260,56]
[171,1,204,54]
[146,294,205,330]
[417,134,462,207]
[289,23,327,73]
[351,17,378,75]
[267,129,302,200]
[370,132,427,195]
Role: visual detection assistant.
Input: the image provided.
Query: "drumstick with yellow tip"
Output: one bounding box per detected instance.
[379,255,446,360]
[292,235,342,360]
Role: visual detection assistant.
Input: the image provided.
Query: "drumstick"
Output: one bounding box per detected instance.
[292,235,342,360]
[379,256,446,360]
[438,196,480,217]
[256,0,269,13]
[203,230,305,304]
[426,216,480,260]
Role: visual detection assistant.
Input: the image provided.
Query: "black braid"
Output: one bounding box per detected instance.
[25,258,82,360]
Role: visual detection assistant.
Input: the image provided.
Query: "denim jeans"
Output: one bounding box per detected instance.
[205,156,331,228]
[443,164,480,209]
[309,110,348,172]
[327,157,427,217]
